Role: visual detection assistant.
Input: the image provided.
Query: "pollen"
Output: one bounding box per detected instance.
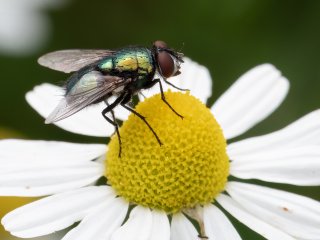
[105,91,229,213]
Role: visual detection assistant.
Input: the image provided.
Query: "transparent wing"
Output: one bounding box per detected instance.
[38,49,115,73]
[45,71,128,123]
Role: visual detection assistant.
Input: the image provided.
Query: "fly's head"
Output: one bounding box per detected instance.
[153,40,184,78]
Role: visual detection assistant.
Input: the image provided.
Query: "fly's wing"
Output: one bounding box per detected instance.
[38,50,115,73]
[45,71,128,123]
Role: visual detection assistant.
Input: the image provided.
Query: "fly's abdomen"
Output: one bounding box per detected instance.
[66,70,103,95]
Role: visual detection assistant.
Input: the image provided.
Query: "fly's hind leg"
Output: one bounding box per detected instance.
[102,94,126,157]
[102,109,122,157]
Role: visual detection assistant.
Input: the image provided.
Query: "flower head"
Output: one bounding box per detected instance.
[1,59,319,240]
[107,91,229,213]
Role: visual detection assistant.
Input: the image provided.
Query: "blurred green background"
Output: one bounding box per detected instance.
[0,0,319,239]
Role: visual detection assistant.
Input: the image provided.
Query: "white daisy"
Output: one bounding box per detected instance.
[0,0,66,56]
[1,59,320,240]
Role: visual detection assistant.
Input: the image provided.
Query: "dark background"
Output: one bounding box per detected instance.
[0,1,319,239]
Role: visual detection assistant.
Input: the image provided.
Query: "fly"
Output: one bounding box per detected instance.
[38,40,185,157]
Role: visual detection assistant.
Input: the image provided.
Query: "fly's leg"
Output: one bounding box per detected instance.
[138,91,147,99]
[121,104,163,146]
[121,93,163,146]
[147,78,184,119]
[163,78,189,91]
[102,94,126,157]
[102,111,122,157]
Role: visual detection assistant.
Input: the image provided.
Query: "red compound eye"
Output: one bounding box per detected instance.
[154,40,178,78]
[157,51,175,78]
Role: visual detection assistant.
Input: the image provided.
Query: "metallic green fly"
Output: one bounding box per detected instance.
[38,40,185,156]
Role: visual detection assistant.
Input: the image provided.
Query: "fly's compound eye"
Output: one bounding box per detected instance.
[157,51,177,78]
[154,40,182,78]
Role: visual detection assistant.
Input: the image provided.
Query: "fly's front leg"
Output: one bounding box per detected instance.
[163,77,189,91]
[148,78,184,119]
[102,93,125,157]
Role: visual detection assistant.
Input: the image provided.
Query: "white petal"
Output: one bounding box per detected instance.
[211,64,289,139]
[226,182,320,239]
[230,146,320,186]
[202,204,241,240]
[228,109,320,156]
[111,206,152,240]
[149,210,170,240]
[141,57,212,104]
[0,160,103,196]
[62,197,128,240]
[0,139,105,196]
[0,2,48,55]
[217,194,295,240]
[2,186,114,238]
[0,139,106,163]
[26,83,116,137]
[170,213,198,240]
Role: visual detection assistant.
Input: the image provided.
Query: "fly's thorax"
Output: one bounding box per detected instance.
[116,48,154,74]
[135,48,154,75]
[98,47,154,75]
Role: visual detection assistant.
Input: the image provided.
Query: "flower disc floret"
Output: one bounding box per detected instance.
[106,91,229,213]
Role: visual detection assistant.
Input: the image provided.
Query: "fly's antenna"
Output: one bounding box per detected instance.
[178,42,185,53]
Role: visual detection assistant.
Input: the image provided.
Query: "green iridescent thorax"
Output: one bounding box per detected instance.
[98,47,154,76]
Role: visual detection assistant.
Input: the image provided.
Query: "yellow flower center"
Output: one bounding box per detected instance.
[105,91,229,213]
